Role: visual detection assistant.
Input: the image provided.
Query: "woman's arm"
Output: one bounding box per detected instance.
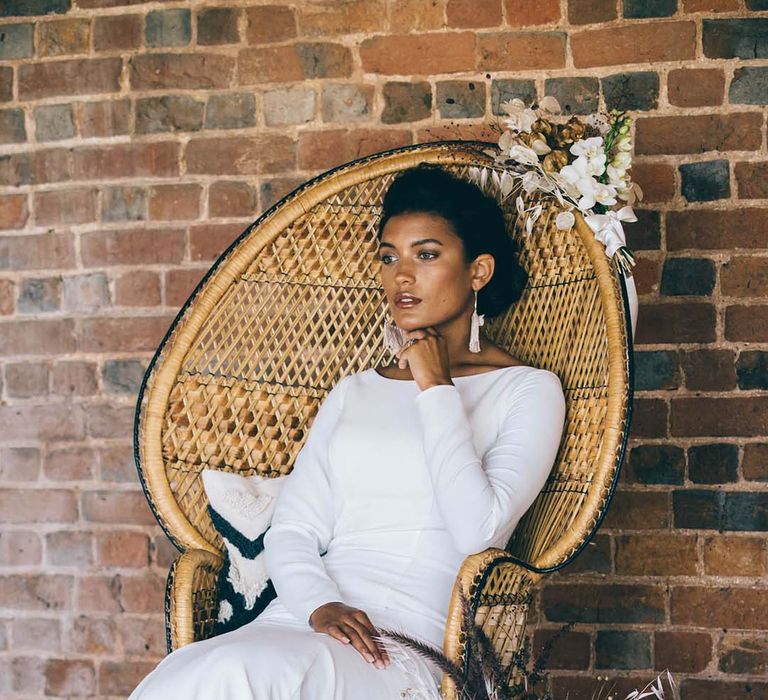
[263,376,350,625]
[414,370,566,555]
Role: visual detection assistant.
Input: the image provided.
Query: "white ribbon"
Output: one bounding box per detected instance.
[584,206,637,258]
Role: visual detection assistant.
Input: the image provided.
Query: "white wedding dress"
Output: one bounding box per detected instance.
[129,364,567,699]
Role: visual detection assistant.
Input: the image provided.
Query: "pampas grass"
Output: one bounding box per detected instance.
[371,585,679,700]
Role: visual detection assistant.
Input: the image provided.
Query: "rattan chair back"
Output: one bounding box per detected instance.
[135,141,633,576]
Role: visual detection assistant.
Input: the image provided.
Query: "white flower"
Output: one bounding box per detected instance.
[612,151,632,169]
[499,98,538,133]
[539,95,561,114]
[594,181,618,207]
[556,211,575,230]
[530,138,552,155]
[507,144,540,167]
[570,136,605,160]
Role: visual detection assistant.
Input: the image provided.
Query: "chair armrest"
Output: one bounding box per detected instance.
[441,548,541,700]
[166,548,224,653]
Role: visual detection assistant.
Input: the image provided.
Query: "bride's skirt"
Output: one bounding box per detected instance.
[128,599,441,700]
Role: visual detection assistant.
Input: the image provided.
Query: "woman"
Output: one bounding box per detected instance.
[130,164,568,699]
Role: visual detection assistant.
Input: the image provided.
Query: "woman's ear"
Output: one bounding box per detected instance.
[471,253,495,290]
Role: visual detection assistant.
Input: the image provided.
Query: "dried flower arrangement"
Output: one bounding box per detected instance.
[372,586,679,700]
[465,96,641,280]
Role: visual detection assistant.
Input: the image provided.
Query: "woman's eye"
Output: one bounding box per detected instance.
[419,251,438,260]
[379,254,394,264]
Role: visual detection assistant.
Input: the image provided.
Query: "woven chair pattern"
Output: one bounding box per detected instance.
[135,141,632,699]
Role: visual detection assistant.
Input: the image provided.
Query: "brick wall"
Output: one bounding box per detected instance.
[0,0,765,698]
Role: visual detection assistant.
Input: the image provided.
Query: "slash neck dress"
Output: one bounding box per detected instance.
[129,364,567,700]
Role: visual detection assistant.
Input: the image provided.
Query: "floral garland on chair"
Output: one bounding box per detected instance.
[466,96,641,279]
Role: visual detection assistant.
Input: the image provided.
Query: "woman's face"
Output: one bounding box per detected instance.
[377,212,477,331]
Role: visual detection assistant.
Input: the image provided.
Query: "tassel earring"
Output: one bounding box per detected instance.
[383,318,406,355]
[469,289,484,353]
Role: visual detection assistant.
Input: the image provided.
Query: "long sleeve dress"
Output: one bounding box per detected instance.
[129,364,567,700]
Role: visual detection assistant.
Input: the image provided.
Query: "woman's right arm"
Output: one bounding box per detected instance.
[262,376,350,626]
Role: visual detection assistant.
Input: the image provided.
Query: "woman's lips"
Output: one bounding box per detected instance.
[395,297,421,308]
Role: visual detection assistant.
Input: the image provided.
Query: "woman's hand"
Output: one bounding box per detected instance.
[309,602,390,669]
[396,327,453,391]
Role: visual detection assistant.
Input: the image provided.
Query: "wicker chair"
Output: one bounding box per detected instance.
[134,141,634,699]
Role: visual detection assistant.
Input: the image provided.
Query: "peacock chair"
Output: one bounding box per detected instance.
[134,140,634,699]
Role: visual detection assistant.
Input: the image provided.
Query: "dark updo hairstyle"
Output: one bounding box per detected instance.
[377,163,528,318]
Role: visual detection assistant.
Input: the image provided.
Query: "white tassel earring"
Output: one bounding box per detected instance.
[383,318,406,355]
[469,289,484,353]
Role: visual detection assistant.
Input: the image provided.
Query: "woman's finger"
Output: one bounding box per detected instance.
[352,612,390,663]
[343,617,386,666]
[339,623,377,664]
[324,624,350,645]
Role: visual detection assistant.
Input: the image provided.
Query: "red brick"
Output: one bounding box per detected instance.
[703,535,766,576]
[631,255,661,296]
[504,0,560,25]
[602,490,670,530]
[78,315,173,352]
[0,151,31,187]
[636,113,763,156]
[97,531,150,568]
[361,32,476,74]
[238,43,352,83]
[165,267,207,307]
[114,270,162,307]
[99,444,136,483]
[682,349,736,391]
[683,0,740,9]
[672,586,768,629]
[81,228,185,267]
[668,209,768,251]
[300,0,386,35]
[38,18,90,58]
[0,319,76,355]
[297,128,411,170]
[532,628,591,670]
[130,53,235,90]
[0,232,75,270]
[5,362,49,398]
[567,0,617,24]
[98,660,158,697]
[447,0,502,27]
[0,194,29,230]
[725,305,768,342]
[0,531,42,566]
[93,14,142,51]
[11,617,60,651]
[0,488,78,524]
[0,447,40,482]
[189,222,244,261]
[735,161,768,199]
[52,361,98,396]
[416,122,502,142]
[75,99,131,138]
[0,66,12,102]
[572,21,695,68]
[631,162,675,203]
[722,256,768,297]
[153,534,178,567]
[0,574,72,611]
[0,278,13,315]
[668,68,725,107]
[85,403,133,439]
[148,183,201,221]
[46,531,93,567]
[119,616,165,656]
[478,31,565,70]
[76,574,122,613]
[629,397,668,439]
[76,142,179,181]
[672,397,768,437]
[44,445,96,481]
[390,0,445,31]
[615,534,698,575]
[245,5,297,44]
[743,443,768,482]
[654,631,712,673]
[70,616,117,655]
[209,181,257,218]
[45,659,95,696]
[543,583,665,623]
[719,634,768,675]
[634,302,716,344]
[185,134,296,175]
[34,187,97,226]
[260,176,306,211]
[120,573,165,613]
[19,58,121,100]
[81,491,156,526]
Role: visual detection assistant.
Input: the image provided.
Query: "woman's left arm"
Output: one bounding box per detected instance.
[414,371,566,555]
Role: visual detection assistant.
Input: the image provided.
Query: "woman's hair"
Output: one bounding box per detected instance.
[377,163,528,318]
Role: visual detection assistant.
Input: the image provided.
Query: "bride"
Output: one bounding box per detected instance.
[129,163,570,699]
